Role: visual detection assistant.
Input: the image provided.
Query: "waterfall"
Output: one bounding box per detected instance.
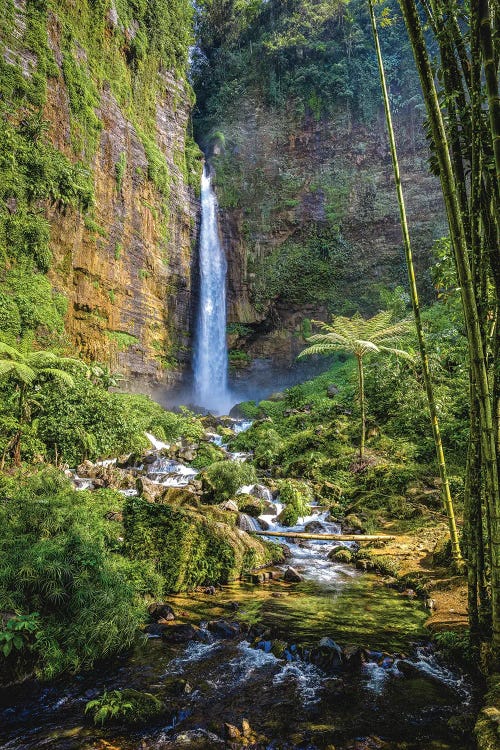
[193,167,230,413]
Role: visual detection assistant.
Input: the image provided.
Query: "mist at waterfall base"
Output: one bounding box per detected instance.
[192,168,231,415]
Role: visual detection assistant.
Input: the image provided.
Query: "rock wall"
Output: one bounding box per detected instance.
[211,102,446,371]
[1,0,201,390]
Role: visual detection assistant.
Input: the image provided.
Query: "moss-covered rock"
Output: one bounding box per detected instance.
[328,547,353,564]
[123,497,282,592]
[236,494,265,517]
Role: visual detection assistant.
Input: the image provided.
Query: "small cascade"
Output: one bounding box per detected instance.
[193,167,230,414]
[237,513,262,532]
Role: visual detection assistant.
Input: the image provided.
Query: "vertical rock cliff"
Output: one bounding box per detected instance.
[1,0,201,389]
[193,0,447,375]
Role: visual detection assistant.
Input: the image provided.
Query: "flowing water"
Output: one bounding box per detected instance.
[193,168,230,415]
[2,422,479,749]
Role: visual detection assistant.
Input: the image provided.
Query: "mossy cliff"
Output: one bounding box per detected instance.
[194,0,447,370]
[0,0,202,386]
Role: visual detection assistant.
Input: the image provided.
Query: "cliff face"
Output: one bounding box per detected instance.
[213,103,446,369]
[194,0,447,375]
[1,0,201,389]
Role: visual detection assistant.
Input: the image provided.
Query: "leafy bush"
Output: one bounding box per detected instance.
[277,479,313,526]
[201,460,257,502]
[86,689,164,726]
[0,470,160,680]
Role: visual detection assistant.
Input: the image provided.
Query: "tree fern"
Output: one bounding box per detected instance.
[299,311,412,458]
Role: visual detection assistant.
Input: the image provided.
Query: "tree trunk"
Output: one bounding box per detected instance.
[478,0,500,192]
[12,383,25,467]
[357,354,365,459]
[368,0,462,566]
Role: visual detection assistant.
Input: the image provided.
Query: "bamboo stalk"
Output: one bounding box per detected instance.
[368,0,463,566]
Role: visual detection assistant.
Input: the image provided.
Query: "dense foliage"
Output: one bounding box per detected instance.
[0,470,160,680]
[193,0,421,133]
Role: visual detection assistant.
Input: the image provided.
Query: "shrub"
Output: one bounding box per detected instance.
[201,460,257,502]
[277,479,313,526]
[0,470,160,680]
[86,689,164,726]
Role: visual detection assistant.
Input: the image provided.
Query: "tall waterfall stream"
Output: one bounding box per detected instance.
[193,168,230,414]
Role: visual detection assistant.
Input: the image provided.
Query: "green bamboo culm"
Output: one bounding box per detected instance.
[398,0,500,664]
[478,0,500,193]
[367,0,462,567]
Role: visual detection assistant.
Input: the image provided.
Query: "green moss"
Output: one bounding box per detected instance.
[61,35,102,157]
[107,331,138,350]
[123,497,280,592]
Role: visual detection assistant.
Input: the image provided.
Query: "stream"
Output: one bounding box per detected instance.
[0,421,479,750]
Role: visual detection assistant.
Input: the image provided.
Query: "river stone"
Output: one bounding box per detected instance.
[327,384,340,397]
[220,499,238,512]
[304,520,325,533]
[328,547,353,563]
[161,623,200,643]
[237,495,264,517]
[207,619,240,638]
[148,603,175,621]
[284,566,303,583]
[344,513,365,531]
[310,638,343,670]
[136,476,165,502]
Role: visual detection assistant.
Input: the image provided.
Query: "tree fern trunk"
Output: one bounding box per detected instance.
[357,355,366,460]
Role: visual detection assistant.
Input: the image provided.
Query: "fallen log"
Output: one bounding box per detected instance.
[252,531,395,541]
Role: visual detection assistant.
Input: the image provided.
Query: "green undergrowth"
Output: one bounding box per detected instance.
[0,367,205,466]
[0,469,160,681]
[123,495,282,592]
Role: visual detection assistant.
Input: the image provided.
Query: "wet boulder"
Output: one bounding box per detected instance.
[328,547,353,564]
[343,645,368,669]
[148,603,175,621]
[327,384,340,398]
[284,566,303,583]
[220,499,239,513]
[344,513,365,532]
[237,494,264,517]
[161,623,201,643]
[304,520,325,534]
[207,619,241,639]
[136,476,166,502]
[163,677,192,696]
[310,637,343,671]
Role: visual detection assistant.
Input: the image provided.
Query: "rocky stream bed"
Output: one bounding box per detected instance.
[0,421,481,750]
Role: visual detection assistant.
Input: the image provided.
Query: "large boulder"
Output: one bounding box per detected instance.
[123,497,284,592]
[284,566,303,583]
[236,495,264,517]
